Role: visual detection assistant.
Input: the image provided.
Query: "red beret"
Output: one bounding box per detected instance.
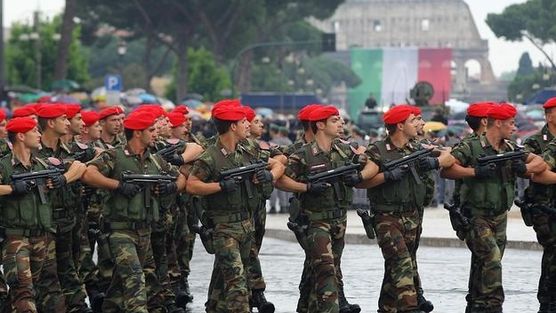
[123,111,157,130]
[242,106,256,122]
[0,109,6,121]
[37,96,52,103]
[37,104,67,119]
[488,103,517,120]
[65,104,82,119]
[544,97,556,109]
[467,102,494,118]
[297,104,322,121]
[98,107,124,120]
[214,99,242,108]
[81,111,100,127]
[212,105,246,121]
[167,112,186,127]
[307,105,339,122]
[6,117,37,133]
[135,105,166,118]
[172,105,189,115]
[410,106,422,115]
[24,103,41,111]
[12,106,37,118]
[383,105,414,124]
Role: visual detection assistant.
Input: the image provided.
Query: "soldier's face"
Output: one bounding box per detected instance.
[184,115,192,133]
[249,116,264,138]
[23,126,41,149]
[86,121,102,140]
[53,115,70,136]
[103,115,122,136]
[171,124,187,140]
[70,113,84,135]
[401,114,418,138]
[0,119,6,139]
[140,125,157,147]
[415,114,425,136]
[232,118,249,140]
[500,118,516,139]
[157,117,171,138]
[319,115,343,138]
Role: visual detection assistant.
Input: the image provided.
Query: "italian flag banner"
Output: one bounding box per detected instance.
[348,48,452,117]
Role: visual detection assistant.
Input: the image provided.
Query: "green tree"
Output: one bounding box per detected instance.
[166,48,230,102]
[6,15,89,90]
[486,0,556,69]
[516,52,534,77]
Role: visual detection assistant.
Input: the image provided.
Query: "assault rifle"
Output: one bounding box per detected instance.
[476,149,526,166]
[383,148,434,184]
[190,196,214,254]
[121,172,176,209]
[11,168,65,204]
[514,199,556,227]
[218,161,268,199]
[307,163,361,201]
[356,207,376,239]
[156,141,186,159]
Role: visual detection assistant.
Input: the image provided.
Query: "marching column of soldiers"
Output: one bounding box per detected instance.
[0,97,552,313]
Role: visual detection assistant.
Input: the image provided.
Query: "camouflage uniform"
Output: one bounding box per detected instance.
[523,126,556,311]
[0,138,12,306]
[36,139,89,312]
[190,138,255,313]
[452,134,521,313]
[0,153,66,313]
[366,137,430,313]
[90,145,175,313]
[286,140,356,313]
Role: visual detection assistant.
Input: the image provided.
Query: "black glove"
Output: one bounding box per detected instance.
[418,157,440,171]
[219,178,238,192]
[11,180,33,195]
[158,181,178,195]
[75,148,96,162]
[49,174,67,189]
[306,181,330,194]
[164,153,185,166]
[116,182,142,198]
[255,170,273,184]
[343,172,363,187]
[383,166,409,182]
[81,185,96,197]
[474,163,497,179]
[511,159,527,176]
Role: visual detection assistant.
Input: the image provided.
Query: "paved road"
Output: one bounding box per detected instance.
[185,237,543,313]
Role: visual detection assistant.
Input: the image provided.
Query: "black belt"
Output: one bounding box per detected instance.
[104,221,150,231]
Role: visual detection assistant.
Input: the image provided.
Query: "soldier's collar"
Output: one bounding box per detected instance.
[124,143,151,158]
[216,137,243,157]
[542,124,555,142]
[385,136,411,151]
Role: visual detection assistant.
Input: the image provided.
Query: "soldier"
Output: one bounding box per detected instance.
[35,104,92,313]
[359,105,454,313]
[81,110,187,313]
[0,117,86,313]
[12,106,38,120]
[441,103,546,313]
[277,105,378,313]
[187,100,284,313]
[520,97,556,313]
[0,107,10,309]
[97,107,125,149]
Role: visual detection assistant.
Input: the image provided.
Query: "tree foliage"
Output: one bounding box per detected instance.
[516,52,534,77]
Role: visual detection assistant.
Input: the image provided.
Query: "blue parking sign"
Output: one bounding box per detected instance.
[104,75,123,91]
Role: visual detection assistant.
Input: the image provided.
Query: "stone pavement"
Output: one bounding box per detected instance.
[264,205,542,250]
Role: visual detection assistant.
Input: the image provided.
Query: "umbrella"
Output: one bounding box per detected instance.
[51,80,80,92]
[424,121,447,132]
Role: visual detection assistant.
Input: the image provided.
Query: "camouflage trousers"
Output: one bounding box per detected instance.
[103,228,168,313]
[168,207,195,288]
[151,213,180,309]
[55,221,88,312]
[247,204,267,291]
[531,212,556,306]
[206,220,254,313]
[412,207,425,297]
[464,213,507,311]
[374,210,420,313]
[305,217,347,313]
[78,207,113,297]
[4,233,66,313]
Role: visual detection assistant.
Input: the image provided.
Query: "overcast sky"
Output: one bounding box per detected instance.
[3,0,553,77]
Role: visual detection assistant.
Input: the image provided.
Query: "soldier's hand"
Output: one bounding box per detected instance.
[343,172,363,187]
[48,174,67,189]
[11,180,34,195]
[116,181,142,198]
[164,153,185,166]
[474,163,497,179]
[418,157,440,171]
[383,166,408,182]
[158,181,178,195]
[255,170,273,184]
[219,178,238,192]
[511,159,527,176]
[306,181,330,194]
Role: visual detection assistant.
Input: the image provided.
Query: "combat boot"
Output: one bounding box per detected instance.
[251,289,275,313]
[166,302,186,313]
[538,303,550,313]
[338,287,361,313]
[417,293,434,312]
[90,292,105,313]
[176,277,193,309]
[179,276,194,302]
